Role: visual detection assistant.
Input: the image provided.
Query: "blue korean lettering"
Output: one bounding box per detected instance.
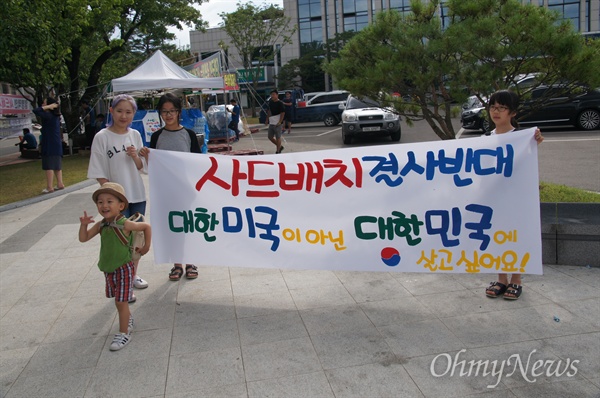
[399,151,425,178]
[362,151,425,187]
[222,206,280,251]
[426,148,472,187]
[222,207,243,233]
[425,207,462,247]
[464,204,493,250]
[362,153,402,186]
[464,145,514,177]
[253,206,281,251]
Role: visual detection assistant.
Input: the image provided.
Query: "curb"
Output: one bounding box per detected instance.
[0,179,97,213]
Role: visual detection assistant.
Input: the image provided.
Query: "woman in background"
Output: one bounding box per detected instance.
[33,97,64,193]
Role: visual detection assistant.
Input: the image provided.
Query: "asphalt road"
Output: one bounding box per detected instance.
[238,119,600,193]
[460,125,600,193]
[2,120,598,192]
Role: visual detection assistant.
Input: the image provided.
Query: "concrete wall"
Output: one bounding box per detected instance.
[541,203,600,267]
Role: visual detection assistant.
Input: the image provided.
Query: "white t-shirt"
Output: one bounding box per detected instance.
[487,128,515,136]
[269,115,281,125]
[87,128,147,203]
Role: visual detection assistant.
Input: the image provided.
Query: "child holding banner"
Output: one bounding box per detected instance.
[79,183,152,351]
[139,93,201,281]
[484,90,544,300]
[88,94,150,299]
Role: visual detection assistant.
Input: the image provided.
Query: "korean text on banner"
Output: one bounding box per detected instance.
[148,128,542,274]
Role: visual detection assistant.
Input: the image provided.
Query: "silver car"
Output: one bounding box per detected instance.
[341,95,401,144]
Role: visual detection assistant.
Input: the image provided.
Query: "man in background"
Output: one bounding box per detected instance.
[265,90,286,153]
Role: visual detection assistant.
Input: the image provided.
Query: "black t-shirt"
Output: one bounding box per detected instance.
[268,99,286,116]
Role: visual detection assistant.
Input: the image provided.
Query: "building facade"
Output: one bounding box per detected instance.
[189,0,599,101]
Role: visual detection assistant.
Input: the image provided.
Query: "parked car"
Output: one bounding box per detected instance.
[461,73,541,132]
[341,95,401,144]
[460,96,489,132]
[518,85,600,130]
[302,91,326,102]
[461,86,600,132]
[259,90,348,127]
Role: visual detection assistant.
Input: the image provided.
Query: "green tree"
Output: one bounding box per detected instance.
[1,0,205,134]
[220,2,296,116]
[277,44,325,92]
[277,31,356,92]
[1,0,71,103]
[325,0,600,140]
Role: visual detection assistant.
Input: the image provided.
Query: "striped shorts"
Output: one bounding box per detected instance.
[104,261,134,302]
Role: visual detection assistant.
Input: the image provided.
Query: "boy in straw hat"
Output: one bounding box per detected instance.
[79,182,152,351]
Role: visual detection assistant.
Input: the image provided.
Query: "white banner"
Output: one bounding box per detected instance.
[149,128,542,274]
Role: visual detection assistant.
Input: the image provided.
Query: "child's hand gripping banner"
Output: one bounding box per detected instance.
[149,128,542,274]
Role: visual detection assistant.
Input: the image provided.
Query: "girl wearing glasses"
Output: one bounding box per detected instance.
[139,93,201,281]
[484,90,544,300]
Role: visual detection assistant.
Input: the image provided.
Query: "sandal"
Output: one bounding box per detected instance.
[185,265,198,279]
[503,284,522,300]
[169,266,184,281]
[485,281,508,298]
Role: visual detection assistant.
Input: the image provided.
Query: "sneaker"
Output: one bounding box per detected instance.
[128,294,136,304]
[109,333,131,351]
[277,145,284,154]
[134,276,148,289]
[128,315,134,334]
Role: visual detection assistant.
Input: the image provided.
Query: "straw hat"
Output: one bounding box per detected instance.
[92,182,129,208]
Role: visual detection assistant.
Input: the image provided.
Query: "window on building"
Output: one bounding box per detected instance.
[390,0,412,15]
[343,0,369,32]
[439,2,451,30]
[548,0,581,31]
[299,0,324,55]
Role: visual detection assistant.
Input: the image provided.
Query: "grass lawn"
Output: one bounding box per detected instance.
[539,182,600,203]
[0,153,598,207]
[0,154,90,206]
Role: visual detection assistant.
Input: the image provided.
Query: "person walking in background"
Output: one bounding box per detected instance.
[33,97,65,193]
[87,94,150,298]
[226,99,241,142]
[265,90,286,153]
[484,90,544,300]
[282,91,294,134]
[79,183,152,351]
[139,92,201,281]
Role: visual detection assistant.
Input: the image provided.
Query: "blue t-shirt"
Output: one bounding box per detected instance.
[22,132,37,149]
[231,105,240,124]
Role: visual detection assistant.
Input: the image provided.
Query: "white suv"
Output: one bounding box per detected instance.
[341,95,401,144]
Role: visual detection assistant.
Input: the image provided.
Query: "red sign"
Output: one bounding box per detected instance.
[0,94,32,115]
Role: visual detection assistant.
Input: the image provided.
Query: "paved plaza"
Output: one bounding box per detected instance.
[0,174,599,398]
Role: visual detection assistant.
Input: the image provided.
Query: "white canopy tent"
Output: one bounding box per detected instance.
[110,50,224,94]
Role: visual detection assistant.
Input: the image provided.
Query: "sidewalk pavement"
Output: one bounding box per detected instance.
[0,175,599,398]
